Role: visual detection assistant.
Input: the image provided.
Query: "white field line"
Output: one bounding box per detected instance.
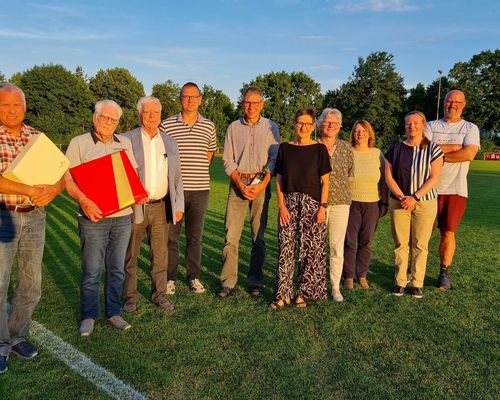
[30,321,149,400]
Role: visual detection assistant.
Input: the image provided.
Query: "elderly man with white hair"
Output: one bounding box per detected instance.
[0,83,64,373]
[122,96,184,313]
[65,100,138,336]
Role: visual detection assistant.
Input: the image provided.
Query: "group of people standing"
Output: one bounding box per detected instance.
[0,80,479,373]
[218,87,479,309]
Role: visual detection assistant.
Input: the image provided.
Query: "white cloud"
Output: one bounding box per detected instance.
[114,55,179,69]
[394,37,437,45]
[28,2,80,15]
[0,28,116,41]
[305,64,337,71]
[300,35,325,40]
[334,0,418,13]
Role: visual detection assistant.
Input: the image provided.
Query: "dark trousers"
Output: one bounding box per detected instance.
[123,202,169,305]
[167,190,210,281]
[343,201,379,279]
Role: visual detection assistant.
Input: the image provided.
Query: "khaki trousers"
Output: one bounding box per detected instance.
[389,197,437,288]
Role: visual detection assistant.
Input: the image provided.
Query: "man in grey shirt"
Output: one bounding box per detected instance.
[217,86,280,298]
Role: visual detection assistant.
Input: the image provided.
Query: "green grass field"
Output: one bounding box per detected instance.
[1,159,499,400]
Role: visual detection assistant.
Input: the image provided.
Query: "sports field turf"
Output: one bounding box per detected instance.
[1,159,499,399]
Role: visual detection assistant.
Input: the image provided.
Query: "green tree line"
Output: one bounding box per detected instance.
[1,49,498,155]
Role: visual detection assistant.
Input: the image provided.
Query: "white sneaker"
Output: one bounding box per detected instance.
[189,279,206,294]
[79,319,95,336]
[332,289,344,302]
[166,280,176,295]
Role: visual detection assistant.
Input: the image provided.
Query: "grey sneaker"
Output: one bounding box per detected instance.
[79,319,95,336]
[189,279,206,294]
[166,280,176,295]
[437,269,452,291]
[332,289,344,302]
[107,316,131,331]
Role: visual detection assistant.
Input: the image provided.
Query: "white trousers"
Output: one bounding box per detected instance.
[327,204,350,290]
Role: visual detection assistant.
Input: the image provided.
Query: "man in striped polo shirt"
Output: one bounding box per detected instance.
[160,82,217,295]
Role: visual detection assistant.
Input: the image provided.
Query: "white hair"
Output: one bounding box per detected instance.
[0,83,27,111]
[136,96,162,115]
[94,100,123,118]
[318,107,342,126]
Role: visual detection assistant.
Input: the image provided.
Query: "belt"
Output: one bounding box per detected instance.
[0,203,36,213]
[239,172,258,180]
[147,198,164,205]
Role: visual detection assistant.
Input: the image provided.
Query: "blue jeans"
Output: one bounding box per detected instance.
[0,207,45,356]
[78,215,131,320]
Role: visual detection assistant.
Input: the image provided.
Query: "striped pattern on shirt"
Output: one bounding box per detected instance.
[160,113,217,191]
[410,142,443,201]
[386,142,443,202]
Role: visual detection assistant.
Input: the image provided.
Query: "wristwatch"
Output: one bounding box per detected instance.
[320,203,328,208]
[411,193,419,201]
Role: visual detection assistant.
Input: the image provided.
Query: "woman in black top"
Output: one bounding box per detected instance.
[272,107,332,308]
[385,111,444,298]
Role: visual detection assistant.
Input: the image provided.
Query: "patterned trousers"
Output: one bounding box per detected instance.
[275,192,327,301]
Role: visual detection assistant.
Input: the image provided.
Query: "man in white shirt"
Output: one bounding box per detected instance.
[424,90,480,291]
[122,96,184,312]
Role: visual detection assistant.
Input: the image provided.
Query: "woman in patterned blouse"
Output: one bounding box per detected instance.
[385,111,444,298]
[317,108,354,302]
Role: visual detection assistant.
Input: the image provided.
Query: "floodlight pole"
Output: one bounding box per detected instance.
[436,70,443,120]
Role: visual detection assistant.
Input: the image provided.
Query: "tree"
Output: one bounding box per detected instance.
[405,76,456,121]
[151,80,182,120]
[0,71,5,83]
[448,49,500,133]
[242,71,322,141]
[16,64,95,142]
[200,85,236,147]
[89,68,145,132]
[323,52,406,151]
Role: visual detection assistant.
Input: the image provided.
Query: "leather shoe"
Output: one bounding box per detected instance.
[156,300,174,311]
[217,287,235,298]
[123,302,137,313]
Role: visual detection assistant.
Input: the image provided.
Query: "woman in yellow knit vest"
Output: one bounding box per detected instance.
[343,120,388,290]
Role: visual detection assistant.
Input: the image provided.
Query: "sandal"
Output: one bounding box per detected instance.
[295,296,307,308]
[270,298,290,309]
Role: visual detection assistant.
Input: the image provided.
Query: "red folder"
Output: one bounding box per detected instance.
[70,150,147,218]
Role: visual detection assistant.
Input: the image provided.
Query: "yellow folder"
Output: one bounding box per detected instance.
[3,133,70,185]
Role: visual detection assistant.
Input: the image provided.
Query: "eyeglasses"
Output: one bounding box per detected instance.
[98,114,119,124]
[181,95,201,101]
[322,121,341,127]
[243,101,262,107]
[295,122,315,129]
[445,100,464,105]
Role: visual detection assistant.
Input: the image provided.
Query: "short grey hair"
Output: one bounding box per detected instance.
[136,96,162,115]
[318,107,342,126]
[94,100,123,118]
[0,83,26,111]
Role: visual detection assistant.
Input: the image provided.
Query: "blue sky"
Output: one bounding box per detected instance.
[1,0,498,102]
